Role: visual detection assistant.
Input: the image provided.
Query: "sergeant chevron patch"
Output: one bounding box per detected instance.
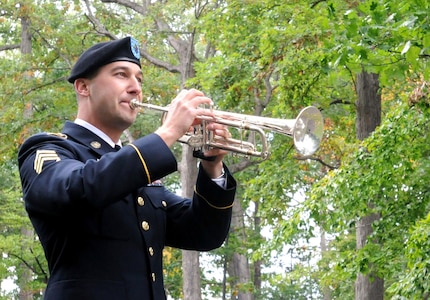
[34,150,60,174]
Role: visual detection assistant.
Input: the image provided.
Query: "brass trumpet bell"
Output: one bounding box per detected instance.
[291,106,324,156]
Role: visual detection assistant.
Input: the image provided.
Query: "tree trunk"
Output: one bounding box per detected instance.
[19,228,34,300]
[19,15,37,300]
[180,146,202,300]
[320,228,331,300]
[354,71,383,300]
[20,16,32,54]
[355,72,381,141]
[355,212,384,300]
[182,250,202,300]
[253,202,262,292]
[229,200,254,300]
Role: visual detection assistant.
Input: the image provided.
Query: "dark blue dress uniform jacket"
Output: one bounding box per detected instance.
[18,121,236,300]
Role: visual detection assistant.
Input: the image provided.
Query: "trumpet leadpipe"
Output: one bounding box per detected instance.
[130,99,168,113]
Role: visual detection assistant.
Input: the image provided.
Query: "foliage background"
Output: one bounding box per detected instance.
[1,0,429,299]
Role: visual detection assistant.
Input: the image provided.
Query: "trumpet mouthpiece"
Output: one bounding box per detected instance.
[129,99,139,110]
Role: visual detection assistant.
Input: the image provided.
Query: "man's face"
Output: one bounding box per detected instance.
[82,61,143,133]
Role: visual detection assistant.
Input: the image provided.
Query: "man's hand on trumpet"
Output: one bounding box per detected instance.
[154,88,230,179]
[200,122,231,179]
[155,89,213,147]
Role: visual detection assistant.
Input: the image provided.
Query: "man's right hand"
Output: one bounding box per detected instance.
[155,89,214,147]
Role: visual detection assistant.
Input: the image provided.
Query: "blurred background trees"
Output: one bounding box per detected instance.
[0,0,428,299]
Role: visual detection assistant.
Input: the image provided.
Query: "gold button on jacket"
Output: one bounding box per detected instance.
[142,221,150,231]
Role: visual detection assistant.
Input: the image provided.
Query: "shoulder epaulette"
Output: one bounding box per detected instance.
[46,132,68,139]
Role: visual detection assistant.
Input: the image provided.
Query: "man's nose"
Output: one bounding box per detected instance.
[129,77,142,94]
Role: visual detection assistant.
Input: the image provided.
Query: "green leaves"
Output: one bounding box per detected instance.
[323,0,430,85]
[1,0,429,298]
[311,102,430,295]
[388,213,430,298]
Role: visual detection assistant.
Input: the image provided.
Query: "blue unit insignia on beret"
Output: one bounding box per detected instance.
[130,38,140,60]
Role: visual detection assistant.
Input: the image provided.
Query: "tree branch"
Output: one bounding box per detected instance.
[294,155,338,170]
[29,248,48,283]
[0,44,20,51]
[93,0,182,73]
[140,43,181,73]
[229,158,259,174]
[329,99,354,106]
[84,0,117,40]
[22,76,67,97]
[8,252,39,275]
[100,0,146,15]
[310,0,327,9]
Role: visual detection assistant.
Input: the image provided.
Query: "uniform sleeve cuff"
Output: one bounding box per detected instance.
[195,164,236,209]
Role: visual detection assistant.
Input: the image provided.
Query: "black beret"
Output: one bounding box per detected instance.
[67,37,141,83]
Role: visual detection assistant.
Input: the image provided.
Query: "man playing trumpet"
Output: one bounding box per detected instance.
[18,36,236,300]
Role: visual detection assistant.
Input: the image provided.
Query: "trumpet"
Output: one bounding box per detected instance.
[130,99,323,160]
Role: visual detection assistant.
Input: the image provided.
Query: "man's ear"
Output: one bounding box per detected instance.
[74,79,90,97]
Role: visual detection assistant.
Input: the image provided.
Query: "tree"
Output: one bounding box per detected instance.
[196,0,429,298]
[319,1,429,298]
[1,1,74,297]
[194,0,336,298]
[354,71,383,300]
[1,0,429,298]
[18,6,37,300]
[2,0,239,298]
